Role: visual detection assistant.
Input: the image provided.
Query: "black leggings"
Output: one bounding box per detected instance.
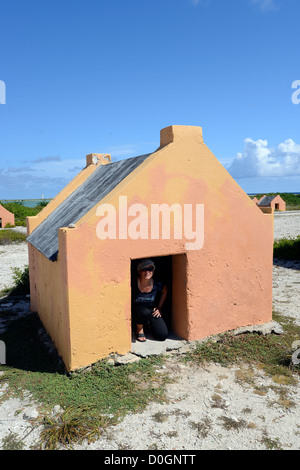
[132,305,168,341]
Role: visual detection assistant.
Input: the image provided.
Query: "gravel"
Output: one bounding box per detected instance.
[0,213,300,451]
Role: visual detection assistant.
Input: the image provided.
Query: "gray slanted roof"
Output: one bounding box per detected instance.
[258,196,276,206]
[258,195,276,206]
[27,153,151,261]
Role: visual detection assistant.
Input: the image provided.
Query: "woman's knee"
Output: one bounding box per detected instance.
[151,318,168,341]
[155,331,168,341]
[132,306,152,325]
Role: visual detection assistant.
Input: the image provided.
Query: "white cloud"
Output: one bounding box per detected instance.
[105,143,157,161]
[32,156,61,164]
[252,0,278,11]
[0,142,156,199]
[108,145,141,161]
[191,0,278,9]
[0,157,86,199]
[188,0,210,7]
[228,138,300,178]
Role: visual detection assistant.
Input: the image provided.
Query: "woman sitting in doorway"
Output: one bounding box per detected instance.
[132,258,168,342]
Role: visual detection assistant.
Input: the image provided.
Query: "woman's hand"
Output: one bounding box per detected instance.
[152,308,161,318]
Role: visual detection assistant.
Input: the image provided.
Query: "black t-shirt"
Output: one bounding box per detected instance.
[132,280,164,309]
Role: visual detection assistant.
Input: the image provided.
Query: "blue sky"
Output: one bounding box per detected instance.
[0,0,299,199]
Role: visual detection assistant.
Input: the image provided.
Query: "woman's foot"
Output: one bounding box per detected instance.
[136,333,147,342]
[136,325,146,342]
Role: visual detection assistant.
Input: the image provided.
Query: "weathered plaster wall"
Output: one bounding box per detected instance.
[27,232,71,367]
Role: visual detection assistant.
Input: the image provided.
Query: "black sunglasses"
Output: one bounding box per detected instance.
[140,266,155,272]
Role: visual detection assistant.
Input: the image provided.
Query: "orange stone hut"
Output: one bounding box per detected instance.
[0,204,15,228]
[258,194,286,211]
[26,125,274,372]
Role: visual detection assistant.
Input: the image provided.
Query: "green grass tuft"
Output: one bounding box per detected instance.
[39,404,110,449]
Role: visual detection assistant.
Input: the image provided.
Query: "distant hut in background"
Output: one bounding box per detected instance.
[257,195,286,212]
[0,204,15,227]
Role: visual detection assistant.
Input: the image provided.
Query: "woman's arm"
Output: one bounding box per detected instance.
[152,285,167,317]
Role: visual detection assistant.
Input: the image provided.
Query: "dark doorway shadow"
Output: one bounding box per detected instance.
[131,255,173,334]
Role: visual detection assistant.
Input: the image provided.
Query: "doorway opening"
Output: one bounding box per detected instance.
[275,203,279,210]
[131,253,188,340]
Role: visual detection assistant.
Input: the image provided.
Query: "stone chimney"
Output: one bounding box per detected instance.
[86,153,111,166]
[160,125,203,147]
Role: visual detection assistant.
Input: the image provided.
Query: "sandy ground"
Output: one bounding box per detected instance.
[273,210,300,241]
[0,213,300,451]
[0,227,28,292]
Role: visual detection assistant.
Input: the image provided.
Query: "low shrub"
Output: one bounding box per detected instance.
[273,236,300,261]
[0,230,27,245]
[10,266,30,295]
